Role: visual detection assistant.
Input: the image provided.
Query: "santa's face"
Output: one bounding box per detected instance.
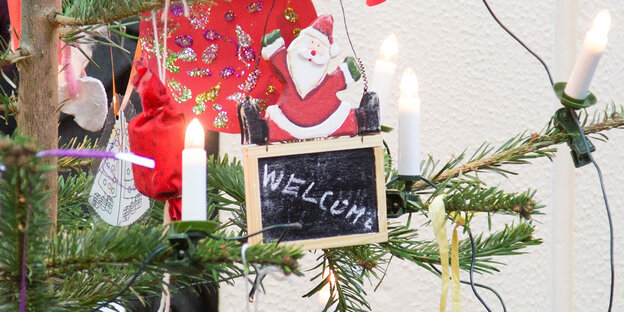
[297,34,331,65]
[287,31,332,98]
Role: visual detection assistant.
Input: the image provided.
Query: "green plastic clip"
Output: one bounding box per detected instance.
[554,108,596,168]
[387,176,423,218]
[166,220,219,266]
[553,82,597,168]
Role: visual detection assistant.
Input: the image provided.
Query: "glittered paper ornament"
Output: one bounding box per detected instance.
[139,0,318,133]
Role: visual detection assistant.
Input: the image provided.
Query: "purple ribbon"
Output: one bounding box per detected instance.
[36,149,116,159]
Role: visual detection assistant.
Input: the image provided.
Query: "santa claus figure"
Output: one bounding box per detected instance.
[240,14,379,144]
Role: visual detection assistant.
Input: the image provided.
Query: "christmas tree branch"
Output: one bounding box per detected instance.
[414,106,624,191]
[55,0,227,26]
[56,0,164,26]
[381,222,540,274]
[0,49,30,68]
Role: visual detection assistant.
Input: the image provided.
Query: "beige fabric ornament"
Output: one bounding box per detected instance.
[58,77,108,132]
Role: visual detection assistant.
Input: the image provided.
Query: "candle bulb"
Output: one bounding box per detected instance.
[370,34,398,125]
[564,9,611,100]
[182,118,207,221]
[398,67,421,177]
[318,267,336,306]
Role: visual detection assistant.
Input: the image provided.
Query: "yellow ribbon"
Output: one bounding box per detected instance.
[451,225,462,312]
[429,196,449,312]
[431,198,464,312]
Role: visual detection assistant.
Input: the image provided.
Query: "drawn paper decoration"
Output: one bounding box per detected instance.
[138,0,318,133]
[89,102,151,226]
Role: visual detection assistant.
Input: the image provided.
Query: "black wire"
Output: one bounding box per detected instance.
[207,223,302,242]
[428,264,507,312]
[90,245,168,312]
[468,229,492,312]
[569,111,614,312]
[419,176,438,190]
[481,0,554,87]
[255,0,277,70]
[338,0,368,92]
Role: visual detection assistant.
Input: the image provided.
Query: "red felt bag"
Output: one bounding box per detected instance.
[128,59,186,220]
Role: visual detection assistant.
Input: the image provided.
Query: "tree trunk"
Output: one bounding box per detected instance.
[17,0,59,232]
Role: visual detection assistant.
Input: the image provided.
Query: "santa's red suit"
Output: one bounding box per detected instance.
[261,15,360,142]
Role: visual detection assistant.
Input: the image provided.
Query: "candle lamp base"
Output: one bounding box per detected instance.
[166,220,219,266]
[554,108,596,168]
[387,175,423,218]
[554,82,597,110]
[553,82,598,168]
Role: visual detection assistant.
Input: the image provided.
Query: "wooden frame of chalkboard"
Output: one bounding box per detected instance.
[243,135,387,250]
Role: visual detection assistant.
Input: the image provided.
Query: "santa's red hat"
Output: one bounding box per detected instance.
[302,14,340,57]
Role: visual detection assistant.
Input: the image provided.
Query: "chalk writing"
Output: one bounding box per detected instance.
[257,148,379,242]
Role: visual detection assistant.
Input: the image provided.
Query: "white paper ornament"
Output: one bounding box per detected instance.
[89,108,151,226]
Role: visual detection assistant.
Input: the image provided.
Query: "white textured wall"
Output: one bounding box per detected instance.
[218,1,624,311]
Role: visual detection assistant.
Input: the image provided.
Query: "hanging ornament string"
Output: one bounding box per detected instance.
[161,0,170,83]
[338,0,368,93]
[150,11,163,80]
[108,30,119,118]
[244,0,277,101]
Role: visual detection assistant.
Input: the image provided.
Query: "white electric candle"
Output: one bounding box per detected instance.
[182,118,207,221]
[318,267,336,306]
[398,67,421,177]
[370,34,398,125]
[564,9,611,100]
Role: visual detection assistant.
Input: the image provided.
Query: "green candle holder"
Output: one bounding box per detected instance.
[553,82,597,168]
[387,175,423,218]
[166,220,219,267]
[553,82,597,110]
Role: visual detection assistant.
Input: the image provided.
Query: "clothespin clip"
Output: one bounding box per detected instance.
[553,82,597,168]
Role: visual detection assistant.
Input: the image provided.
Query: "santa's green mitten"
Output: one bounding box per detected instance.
[262,29,282,47]
[344,56,362,82]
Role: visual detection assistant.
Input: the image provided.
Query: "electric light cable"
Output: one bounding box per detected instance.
[428,264,506,312]
[481,0,554,87]
[570,111,614,312]
[467,228,492,312]
[90,245,168,312]
[207,222,302,242]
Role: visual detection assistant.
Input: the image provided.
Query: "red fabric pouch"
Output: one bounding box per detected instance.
[129,59,186,220]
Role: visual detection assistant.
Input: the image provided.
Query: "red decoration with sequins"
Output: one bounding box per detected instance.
[138,0,318,133]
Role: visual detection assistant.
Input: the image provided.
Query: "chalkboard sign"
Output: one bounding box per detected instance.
[243,135,387,250]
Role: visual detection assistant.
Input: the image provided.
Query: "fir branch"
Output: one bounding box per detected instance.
[56,0,164,26]
[307,249,373,312]
[414,107,624,190]
[381,222,541,274]
[0,49,30,68]
[56,0,226,26]
[207,155,247,232]
[57,136,98,171]
[57,172,94,229]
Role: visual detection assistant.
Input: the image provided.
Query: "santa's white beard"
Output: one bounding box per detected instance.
[287,47,329,98]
